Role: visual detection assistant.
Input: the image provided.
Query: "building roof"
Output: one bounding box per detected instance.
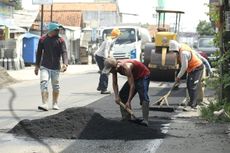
[13,10,39,28]
[43,11,82,27]
[40,2,118,27]
[43,3,117,12]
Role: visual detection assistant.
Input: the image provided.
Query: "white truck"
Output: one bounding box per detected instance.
[100,25,152,61]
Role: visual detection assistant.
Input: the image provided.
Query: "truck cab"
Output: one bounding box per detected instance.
[101,25,151,61]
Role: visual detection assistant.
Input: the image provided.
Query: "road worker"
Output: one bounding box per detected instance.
[169,40,204,110]
[102,58,150,126]
[94,28,121,94]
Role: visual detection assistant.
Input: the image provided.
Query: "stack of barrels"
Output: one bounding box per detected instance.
[0,40,24,70]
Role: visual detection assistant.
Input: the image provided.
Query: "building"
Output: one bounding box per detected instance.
[0,0,26,70]
[31,1,120,64]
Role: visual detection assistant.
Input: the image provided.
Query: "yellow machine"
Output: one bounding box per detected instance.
[144,9,184,81]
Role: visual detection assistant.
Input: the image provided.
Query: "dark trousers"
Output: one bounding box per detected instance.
[95,54,108,91]
[187,65,204,108]
[119,76,150,105]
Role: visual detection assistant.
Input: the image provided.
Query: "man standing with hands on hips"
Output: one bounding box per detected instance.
[34,22,68,111]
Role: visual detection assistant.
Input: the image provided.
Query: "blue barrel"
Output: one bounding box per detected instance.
[22,33,39,64]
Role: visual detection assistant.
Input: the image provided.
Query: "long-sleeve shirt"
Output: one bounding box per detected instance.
[177,51,190,78]
[195,51,212,74]
[177,50,211,78]
[35,35,68,70]
[94,37,116,58]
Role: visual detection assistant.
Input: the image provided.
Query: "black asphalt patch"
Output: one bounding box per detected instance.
[8,87,184,140]
[9,107,166,140]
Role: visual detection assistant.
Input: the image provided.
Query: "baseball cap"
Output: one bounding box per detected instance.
[102,58,117,74]
[169,40,181,52]
[48,22,63,33]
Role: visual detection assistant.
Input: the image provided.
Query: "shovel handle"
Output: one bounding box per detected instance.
[152,82,179,106]
[119,102,136,118]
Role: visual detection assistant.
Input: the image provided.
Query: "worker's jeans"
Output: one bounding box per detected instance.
[119,75,150,105]
[95,55,108,91]
[40,66,60,93]
[187,65,204,108]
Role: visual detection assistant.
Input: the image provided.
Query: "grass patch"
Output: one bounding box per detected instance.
[200,99,230,122]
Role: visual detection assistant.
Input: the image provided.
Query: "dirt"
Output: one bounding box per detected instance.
[9,107,165,140]
[0,66,16,87]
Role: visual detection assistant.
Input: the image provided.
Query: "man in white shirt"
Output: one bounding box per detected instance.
[94,28,121,94]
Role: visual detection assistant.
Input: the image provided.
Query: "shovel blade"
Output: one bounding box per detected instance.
[149,105,175,112]
[128,118,148,126]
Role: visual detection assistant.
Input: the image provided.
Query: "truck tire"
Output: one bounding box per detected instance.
[144,43,155,66]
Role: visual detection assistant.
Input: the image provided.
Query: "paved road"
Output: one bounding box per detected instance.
[0,65,229,153]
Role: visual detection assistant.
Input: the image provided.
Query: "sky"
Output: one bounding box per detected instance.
[21,0,209,32]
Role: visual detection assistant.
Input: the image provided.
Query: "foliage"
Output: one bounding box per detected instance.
[14,0,22,10]
[200,100,230,122]
[196,20,215,36]
[206,3,220,25]
[200,3,230,122]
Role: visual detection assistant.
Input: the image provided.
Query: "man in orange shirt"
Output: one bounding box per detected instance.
[169,40,204,110]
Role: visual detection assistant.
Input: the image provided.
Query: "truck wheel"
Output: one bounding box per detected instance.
[144,43,155,66]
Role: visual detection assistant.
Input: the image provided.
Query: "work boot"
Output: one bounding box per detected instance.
[120,105,131,121]
[97,87,101,91]
[101,90,111,94]
[141,101,149,126]
[52,91,60,110]
[38,92,49,111]
[180,97,189,106]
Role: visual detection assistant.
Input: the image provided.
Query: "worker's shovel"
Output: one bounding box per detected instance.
[118,102,146,126]
[150,82,179,112]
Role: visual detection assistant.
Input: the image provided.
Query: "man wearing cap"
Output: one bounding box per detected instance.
[102,58,150,126]
[94,28,121,94]
[179,43,213,107]
[169,40,204,110]
[34,22,68,111]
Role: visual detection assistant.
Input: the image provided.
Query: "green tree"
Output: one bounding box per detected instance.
[14,0,22,10]
[196,20,215,36]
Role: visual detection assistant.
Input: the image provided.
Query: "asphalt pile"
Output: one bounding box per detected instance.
[0,66,15,86]
[9,107,165,140]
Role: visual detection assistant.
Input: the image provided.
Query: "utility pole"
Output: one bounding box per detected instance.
[41,4,44,36]
[32,0,53,36]
[222,0,230,102]
[50,4,53,22]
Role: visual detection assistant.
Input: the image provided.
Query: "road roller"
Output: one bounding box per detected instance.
[144,9,184,81]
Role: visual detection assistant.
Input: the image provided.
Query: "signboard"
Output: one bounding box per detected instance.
[32,0,53,5]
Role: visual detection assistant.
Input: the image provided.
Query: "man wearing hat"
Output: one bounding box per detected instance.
[102,58,150,126]
[169,40,204,110]
[94,28,121,94]
[34,22,68,111]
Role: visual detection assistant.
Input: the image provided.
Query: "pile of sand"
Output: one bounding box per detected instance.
[0,66,15,86]
[9,107,165,140]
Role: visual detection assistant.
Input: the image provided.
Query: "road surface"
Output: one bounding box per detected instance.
[0,65,229,153]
